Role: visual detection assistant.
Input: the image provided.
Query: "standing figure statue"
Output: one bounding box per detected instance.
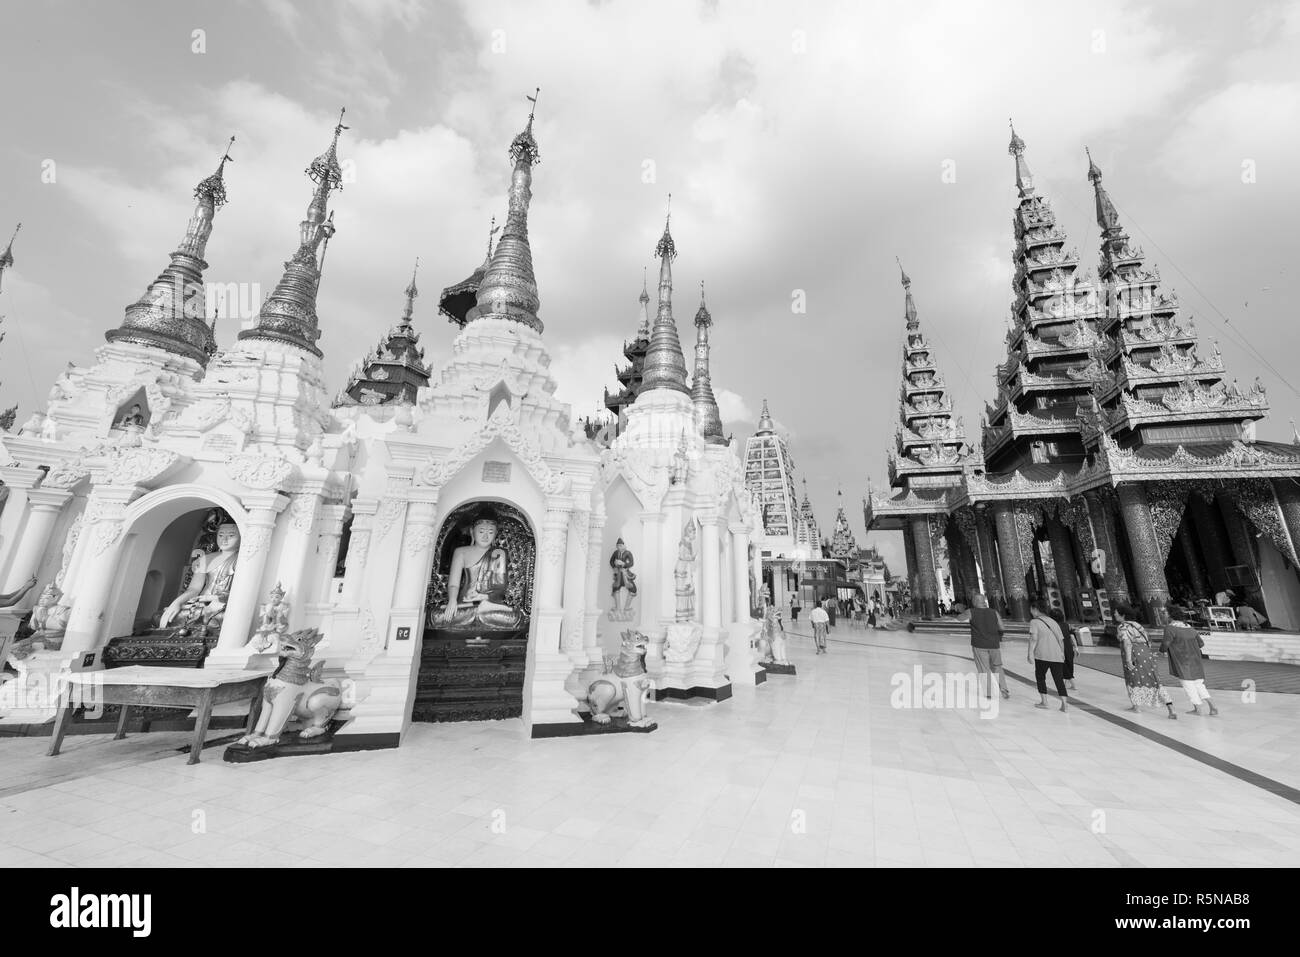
[435,509,525,634]
[674,519,698,622]
[159,523,240,636]
[759,601,791,666]
[609,537,637,621]
[250,582,291,652]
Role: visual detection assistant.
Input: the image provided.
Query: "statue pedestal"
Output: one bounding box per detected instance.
[725,620,764,687]
[0,650,78,724]
[759,662,797,676]
[653,622,732,701]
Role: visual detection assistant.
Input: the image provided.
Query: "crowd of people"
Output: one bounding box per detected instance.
[967,594,1219,719]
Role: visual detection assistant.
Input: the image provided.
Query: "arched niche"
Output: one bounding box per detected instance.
[111,387,151,432]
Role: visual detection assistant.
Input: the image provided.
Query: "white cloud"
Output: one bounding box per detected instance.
[715,387,751,423]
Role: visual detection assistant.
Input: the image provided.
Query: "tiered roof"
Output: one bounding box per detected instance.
[602,274,652,436]
[828,490,858,561]
[982,123,1101,472]
[335,263,431,406]
[1080,150,1268,448]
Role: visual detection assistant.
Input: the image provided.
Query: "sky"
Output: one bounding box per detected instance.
[1,0,1298,576]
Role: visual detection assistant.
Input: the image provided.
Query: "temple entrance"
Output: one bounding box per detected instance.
[104,506,237,668]
[413,500,535,722]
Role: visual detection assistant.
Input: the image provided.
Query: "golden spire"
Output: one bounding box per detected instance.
[756,398,775,435]
[1008,118,1034,196]
[691,280,725,445]
[640,194,691,395]
[402,257,419,323]
[898,256,917,327]
[471,90,543,331]
[0,222,18,293]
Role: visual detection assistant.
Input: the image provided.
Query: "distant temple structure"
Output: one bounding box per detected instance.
[335,263,431,406]
[600,275,652,440]
[868,123,1300,629]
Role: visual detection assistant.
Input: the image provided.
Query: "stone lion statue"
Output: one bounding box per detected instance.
[237,628,343,749]
[586,630,654,728]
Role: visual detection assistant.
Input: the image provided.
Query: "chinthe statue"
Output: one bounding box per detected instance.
[434,509,526,634]
[674,519,697,622]
[250,582,290,652]
[608,537,637,621]
[235,629,343,749]
[586,630,655,729]
[159,523,239,636]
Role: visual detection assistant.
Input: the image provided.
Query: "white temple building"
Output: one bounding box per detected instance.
[0,99,763,745]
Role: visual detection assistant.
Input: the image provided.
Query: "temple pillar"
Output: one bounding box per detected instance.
[730,524,752,623]
[581,510,605,673]
[1187,494,1230,593]
[63,485,147,654]
[1116,483,1170,625]
[992,502,1030,620]
[524,502,582,731]
[902,518,919,610]
[2,487,73,592]
[952,527,980,607]
[638,511,662,629]
[1274,479,1300,566]
[909,515,939,618]
[973,508,1005,612]
[1047,517,1081,620]
[216,491,289,651]
[275,490,322,629]
[1084,490,1132,607]
[1176,522,1209,601]
[310,503,347,608]
[1031,533,1048,597]
[340,499,378,606]
[386,495,438,660]
[561,508,591,666]
[0,466,49,587]
[700,512,723,628]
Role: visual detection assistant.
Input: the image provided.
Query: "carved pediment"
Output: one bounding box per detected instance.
[226,452,295,490]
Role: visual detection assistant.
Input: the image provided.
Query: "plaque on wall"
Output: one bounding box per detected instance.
[482,461,512,483]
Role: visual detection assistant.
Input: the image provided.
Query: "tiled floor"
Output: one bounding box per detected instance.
[2,622,1299,867]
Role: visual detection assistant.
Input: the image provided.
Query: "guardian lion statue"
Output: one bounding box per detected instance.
[237,628,343,749]
[586,630,654,728]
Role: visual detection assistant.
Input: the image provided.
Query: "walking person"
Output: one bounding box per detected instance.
[1165,605,1218,716]
[808,602,829,654]
[824,597,837,629]
[1048,606,1077,691]
[969,594,1010,700]
[789,594,800,622]
[1114,602,1177,719]
[1028,600,1069,711]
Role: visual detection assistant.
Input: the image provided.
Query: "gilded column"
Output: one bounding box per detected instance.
[1217,494,1259,572]
[902,518,919,608]
[216,491,289,650]
[973,508,1005,611]
[1116,483,1170,625]
[992,502,1030,620]
[909,515,940,618]
[951,527,980,607]
[1176,523,1209,600]
[1046,517,1081,620]
[1273,478,1300,565]
[1084,490,1132,606]
[1187,493,1230,593]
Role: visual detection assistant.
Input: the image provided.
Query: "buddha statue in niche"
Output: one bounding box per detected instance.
[434,509,526,635]
[160,523,240,636]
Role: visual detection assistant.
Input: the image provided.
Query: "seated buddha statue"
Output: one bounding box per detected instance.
[434,512,526,635]
[159,523,240,637]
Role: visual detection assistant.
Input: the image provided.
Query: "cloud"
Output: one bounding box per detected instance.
[715,387,751,423]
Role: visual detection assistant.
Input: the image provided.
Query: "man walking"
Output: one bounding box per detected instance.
[809,602,830,654]
[969,594,1010,699]
[1165,606,1218,716]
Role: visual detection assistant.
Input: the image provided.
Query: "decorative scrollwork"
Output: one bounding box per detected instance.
[226,452,294,490]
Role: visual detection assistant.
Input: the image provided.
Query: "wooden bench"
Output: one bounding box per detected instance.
[47,666,272,765]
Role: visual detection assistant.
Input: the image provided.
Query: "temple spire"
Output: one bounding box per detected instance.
[639,195,691,394]
[1085,146,1124,241]
[470,90,543,331]
[402,258,419,323]
[238,111,347,357]
[105,135,238,366]
[691,280,726,445]
[636,267,651,338]
[756,398,775,435]
[1008,118,1034,197]
[898,257,917,328]
[0,222,18,294]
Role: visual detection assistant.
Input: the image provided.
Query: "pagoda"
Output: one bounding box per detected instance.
[742,399,804,554]
[868,123,1300,631]
[827,490,858,561]
[601,273,653,438]
[867,263,969,617]
[335,262,431,406]
[796,478,820,555]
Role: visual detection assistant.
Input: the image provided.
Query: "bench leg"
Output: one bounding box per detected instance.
[188,691,215,765]
[47,690,77,757]
[113,704,130,740]
[245,688,264,735]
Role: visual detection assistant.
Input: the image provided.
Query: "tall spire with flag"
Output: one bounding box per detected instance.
[691,281,726,445]
[469,89,543,332]
[639,195,691,395]
[0,222,19,294]
[105,137,235,366]
[238,111,346,357]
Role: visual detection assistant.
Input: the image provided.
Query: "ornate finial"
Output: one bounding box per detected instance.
[896,256,911,288]
[307,108,347,190]
[694,279,711,327]
[509,88,542,167]
[639,266,649,304]
[0,222,19,271]
[756,398,775,434]
[196,136,236,208]
[1085,145,1102,182]
[654,193,676,262]
[486,216,499,259]
[1007,118,1025,155]
[401,257,419,321]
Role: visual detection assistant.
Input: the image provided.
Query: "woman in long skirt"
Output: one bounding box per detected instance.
[1049,607,1077,690]
[1113,602,1176,719]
